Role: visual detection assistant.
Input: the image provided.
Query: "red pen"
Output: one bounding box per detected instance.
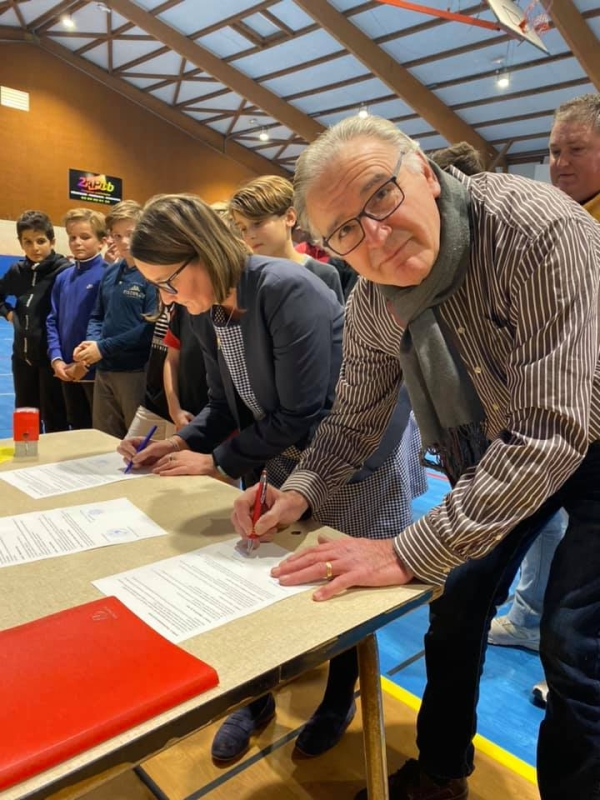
[247,469,268,553]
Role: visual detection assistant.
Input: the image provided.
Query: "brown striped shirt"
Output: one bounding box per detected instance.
[283,169,600,585]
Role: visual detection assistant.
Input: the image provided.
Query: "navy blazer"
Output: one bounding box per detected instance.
[179,255,413,483]
[179,255,344,479]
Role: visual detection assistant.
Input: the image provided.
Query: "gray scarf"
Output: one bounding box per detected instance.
[378,163,488,485]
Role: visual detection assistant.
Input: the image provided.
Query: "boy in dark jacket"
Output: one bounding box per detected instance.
[0,210,69,432]
[73,200,156,438]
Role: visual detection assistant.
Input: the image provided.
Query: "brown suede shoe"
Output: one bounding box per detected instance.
[354,759,468,800]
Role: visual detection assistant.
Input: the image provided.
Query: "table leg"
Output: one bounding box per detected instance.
[357,633,389,800]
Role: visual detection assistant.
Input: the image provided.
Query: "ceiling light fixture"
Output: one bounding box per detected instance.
[495,70,510,89]
[358,103,369,119]
[60,14,76,29]
[258,128,270,142]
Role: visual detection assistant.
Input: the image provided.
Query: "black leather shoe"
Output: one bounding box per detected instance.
[354,759,468,800]
[211,693,276,763]
[294,700,356,757]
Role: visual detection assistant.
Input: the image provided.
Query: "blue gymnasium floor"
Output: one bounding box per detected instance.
[0,318,15,440]
[379,469,544,781]
[0,316,542,780]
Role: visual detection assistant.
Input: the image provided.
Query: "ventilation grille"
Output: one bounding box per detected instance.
[0,86,29,112]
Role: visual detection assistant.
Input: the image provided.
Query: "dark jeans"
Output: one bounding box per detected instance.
[12,356,68,433]
[416,441,600,800]
[62,381,94,429]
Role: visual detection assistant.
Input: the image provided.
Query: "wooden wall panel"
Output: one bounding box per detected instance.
[0,44,259,223]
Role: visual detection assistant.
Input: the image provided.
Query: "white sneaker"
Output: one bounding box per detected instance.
[488,616,540,652]
[532,679,549,706]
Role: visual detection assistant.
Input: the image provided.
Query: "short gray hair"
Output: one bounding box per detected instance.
[293,115,422,237]
[553,93,600,134]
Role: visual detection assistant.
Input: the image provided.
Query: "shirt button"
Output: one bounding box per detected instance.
[492,403,500,411]
[457,326,466,335]
[495,535,503,541]
[474,366,483,374]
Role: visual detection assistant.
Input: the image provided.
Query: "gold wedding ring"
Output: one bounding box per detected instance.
[324,561,333,581]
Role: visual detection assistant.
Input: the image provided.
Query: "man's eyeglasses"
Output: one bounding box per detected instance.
[149,256,193,295]
[323,154,406,257]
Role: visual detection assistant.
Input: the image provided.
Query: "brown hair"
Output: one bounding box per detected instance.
[429,141,486,176]
[63,208,107,240]
[130,194,249,305]
[105,199,143,231]
[229,175,294,221]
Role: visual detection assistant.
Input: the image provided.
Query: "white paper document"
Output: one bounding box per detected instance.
[0,451,150,499]
[93,539,312,643]
[0,498,167,568]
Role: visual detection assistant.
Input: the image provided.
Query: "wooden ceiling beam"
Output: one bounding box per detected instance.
[115,44,169,72]
[250,3,486,85]
[73,0,180,58]
[283,48,570,109]
[28,0,80,31]
[262,8,294,36]
[295,0,497,161]
[489,130,549,146]
[11,0,26,27]
[540,0,600,90]
[34,0,87,34]
[46,31,154,40]
[138,71,212,85]
[488,140,514,171]
[36,37,288,177]
[452,76,590,112]
[186,1,277,40]
[505,150,547,165]
[0,23,29,39]
[109,0,324,142]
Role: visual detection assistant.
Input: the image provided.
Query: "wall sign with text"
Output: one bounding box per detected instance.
[68,169,123,206]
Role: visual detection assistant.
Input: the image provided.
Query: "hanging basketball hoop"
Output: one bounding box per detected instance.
[375,0,550,53]
[521,0,552,36]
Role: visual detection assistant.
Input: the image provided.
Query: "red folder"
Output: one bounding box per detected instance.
[0,596,219,790]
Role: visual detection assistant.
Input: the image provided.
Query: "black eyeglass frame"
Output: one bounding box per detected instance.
[149,256,194,295]
[322,153,406,257]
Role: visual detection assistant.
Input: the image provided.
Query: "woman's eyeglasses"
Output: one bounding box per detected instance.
[149,256,193,295]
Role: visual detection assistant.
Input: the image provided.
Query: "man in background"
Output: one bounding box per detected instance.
[549,93,600,221]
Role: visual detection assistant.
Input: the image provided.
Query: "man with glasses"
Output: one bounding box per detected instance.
[231,114,600,800]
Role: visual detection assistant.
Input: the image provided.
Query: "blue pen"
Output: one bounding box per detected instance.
[124,424,158,474]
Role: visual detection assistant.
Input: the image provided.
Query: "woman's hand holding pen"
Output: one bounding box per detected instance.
[117,438,184,468]
[231,486,309,544]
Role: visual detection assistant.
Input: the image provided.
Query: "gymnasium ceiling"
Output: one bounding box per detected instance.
[0,0,598,175]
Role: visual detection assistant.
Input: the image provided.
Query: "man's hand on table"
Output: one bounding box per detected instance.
[272,536,414,601]
[232,486,414,599]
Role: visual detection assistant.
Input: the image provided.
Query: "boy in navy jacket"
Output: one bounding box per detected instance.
[73,200,156,438]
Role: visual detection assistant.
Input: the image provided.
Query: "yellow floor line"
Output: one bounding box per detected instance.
[380,676,538,786]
